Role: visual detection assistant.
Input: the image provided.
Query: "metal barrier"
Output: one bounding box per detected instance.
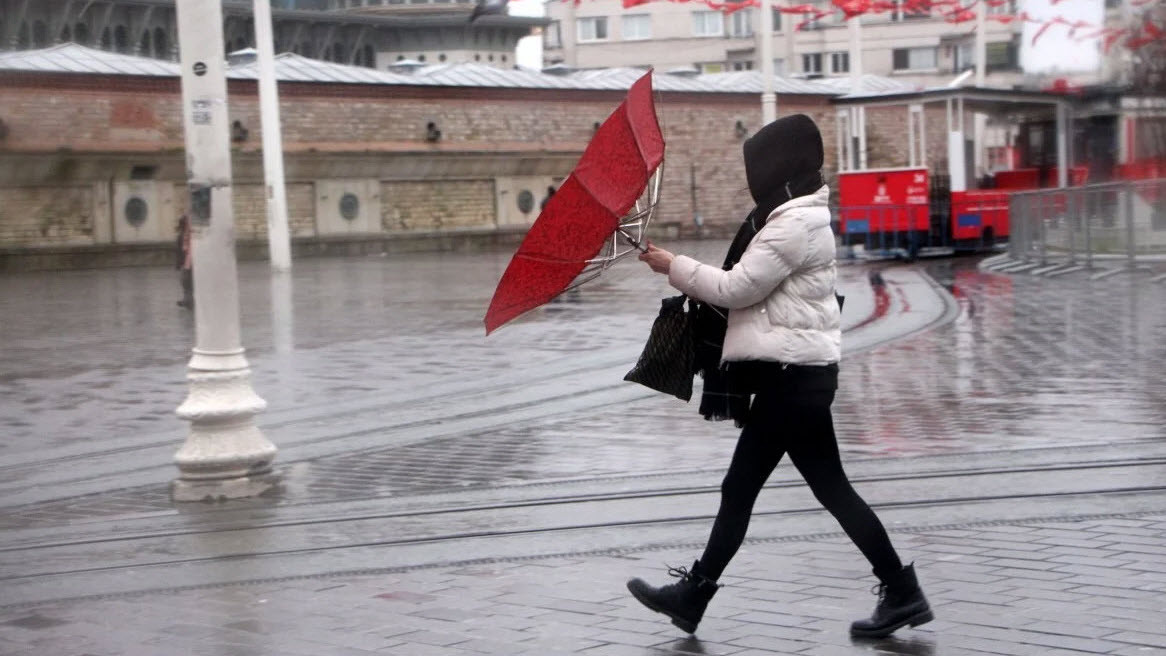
[1003,178,1166,275]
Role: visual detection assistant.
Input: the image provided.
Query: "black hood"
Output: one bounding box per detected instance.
[742,113,824,208]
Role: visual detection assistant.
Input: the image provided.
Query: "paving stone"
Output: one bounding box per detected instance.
[3,255,1166,656]
[1106,632,1166,649]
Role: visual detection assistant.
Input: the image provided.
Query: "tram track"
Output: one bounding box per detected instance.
[2,454,1164,593]
[4,486,1166,586]
[0,266,957,509]
[3,454,1164,554]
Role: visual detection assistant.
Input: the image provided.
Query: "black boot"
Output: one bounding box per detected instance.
[850,563,933,638]
[626,561,720,634]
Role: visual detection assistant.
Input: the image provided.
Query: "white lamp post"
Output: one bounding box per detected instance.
[172,0,278,502]
[253,0,293,273]
[759,0,777,123]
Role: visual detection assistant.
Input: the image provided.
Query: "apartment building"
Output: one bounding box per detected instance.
[546,0,1080,89]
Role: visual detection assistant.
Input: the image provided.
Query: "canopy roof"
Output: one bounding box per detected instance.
[831,85,1077,118]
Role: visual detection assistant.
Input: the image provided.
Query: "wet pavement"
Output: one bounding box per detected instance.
[1,242,1165,654]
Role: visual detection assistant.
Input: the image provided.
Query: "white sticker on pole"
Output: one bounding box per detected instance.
[192,99,212,126]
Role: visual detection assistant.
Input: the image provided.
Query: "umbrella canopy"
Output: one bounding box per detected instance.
[484,70,665,335]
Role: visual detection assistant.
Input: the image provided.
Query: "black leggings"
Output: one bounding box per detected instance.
[698,383,902,581]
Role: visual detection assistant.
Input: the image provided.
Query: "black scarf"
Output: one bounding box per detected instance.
[692,170,823,427]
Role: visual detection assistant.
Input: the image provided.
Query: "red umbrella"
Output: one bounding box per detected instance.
[483,71,665,335]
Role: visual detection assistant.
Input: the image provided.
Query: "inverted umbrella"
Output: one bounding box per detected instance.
[483,70,665,335]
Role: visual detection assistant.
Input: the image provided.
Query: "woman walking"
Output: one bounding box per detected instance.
[626,114,932,639]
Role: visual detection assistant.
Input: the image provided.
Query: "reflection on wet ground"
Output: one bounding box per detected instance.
[0,242,731,455]
[1,245,1164,525]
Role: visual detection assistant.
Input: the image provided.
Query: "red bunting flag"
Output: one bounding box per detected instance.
[1031,19,1056,45]
[1103,28,1128,53]
[945,7,976,22]
[832,0,871,19]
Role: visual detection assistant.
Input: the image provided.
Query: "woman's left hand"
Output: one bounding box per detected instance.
[638,243,675,275]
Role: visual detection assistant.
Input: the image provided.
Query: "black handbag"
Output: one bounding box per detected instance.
[623,294,697,402]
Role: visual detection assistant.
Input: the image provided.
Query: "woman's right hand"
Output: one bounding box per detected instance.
[638,243,675,276]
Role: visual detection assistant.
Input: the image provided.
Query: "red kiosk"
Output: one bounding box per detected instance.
[832,86,1082,255]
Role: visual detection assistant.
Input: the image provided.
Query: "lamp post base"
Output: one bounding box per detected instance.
[172,471,282,502]
[173,360,278,503]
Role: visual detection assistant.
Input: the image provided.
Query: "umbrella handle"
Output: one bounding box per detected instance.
[618,228,649,253]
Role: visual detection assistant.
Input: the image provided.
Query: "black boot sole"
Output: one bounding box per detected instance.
[626,580,698,634]
[849,608,934,639]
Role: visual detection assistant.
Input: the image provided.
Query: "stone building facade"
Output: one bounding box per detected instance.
[0,50,961,270]
[0,0,542,68]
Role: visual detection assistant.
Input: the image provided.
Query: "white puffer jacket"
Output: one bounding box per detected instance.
[668,185,841,365]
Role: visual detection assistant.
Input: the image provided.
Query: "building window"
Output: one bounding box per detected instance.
[988,0,1016,14]
[953,43,973,72]
[113,25,129,53]
[154,28,169,59]
[730,60,753,71]
[728,9,753,38]
[578,17,608,42]
[985,40,1019,72]
[802,1,832,29]
[692,11,723,37]
[892,46,937,71]
[802,52,823,75]
[545,21,561,48]
[830,51,849,74]
[892,0,931,20]
[622,14,652,41]
[699,62,725,73]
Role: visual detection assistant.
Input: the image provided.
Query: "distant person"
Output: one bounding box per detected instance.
[176,214,193,309]
[627,114,932,639]
[539,185,556,212]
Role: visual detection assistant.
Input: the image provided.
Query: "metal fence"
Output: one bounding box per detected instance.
[1004,178,1166,275]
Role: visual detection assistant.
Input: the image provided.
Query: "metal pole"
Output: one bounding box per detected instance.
[974,0,986,87]
[907,106,916,168]
[972,0,987,188]
[1084,188,1093,269]
[849,15,866,169]
[837,109,848,172]
[253,0,292,272]
[918,102,927,169]
[1124,183,1135,268]
[759,0,776,124]
[173,0,278,502]
[1056,101,1069,188]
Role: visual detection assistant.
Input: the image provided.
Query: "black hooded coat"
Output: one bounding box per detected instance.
[692,114,827,425]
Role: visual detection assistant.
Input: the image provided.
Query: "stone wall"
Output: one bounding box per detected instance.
[0,71,955,268]
[381,180,495,233]
[0,185,98,245]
